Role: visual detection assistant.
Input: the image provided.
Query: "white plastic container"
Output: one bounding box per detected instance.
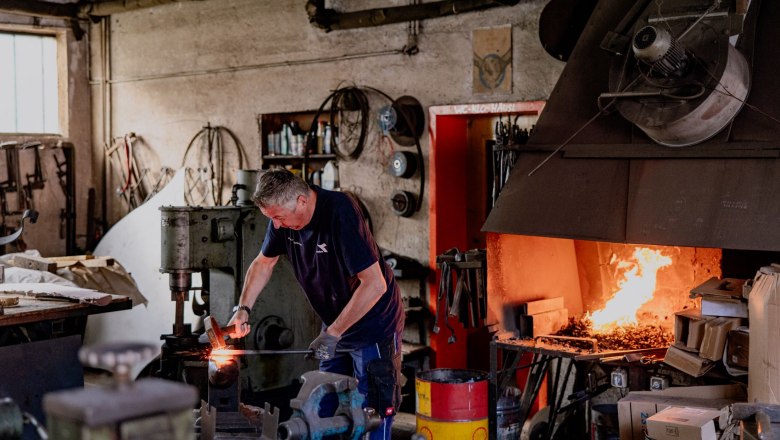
[321,161,339,190]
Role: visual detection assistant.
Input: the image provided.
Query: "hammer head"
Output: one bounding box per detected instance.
[204,315,227,350]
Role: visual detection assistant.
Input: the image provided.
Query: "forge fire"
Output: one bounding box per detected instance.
[550,245,711,352]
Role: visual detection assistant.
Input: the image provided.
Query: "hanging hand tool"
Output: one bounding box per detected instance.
[449,267,464,318]
[434,248,458,343]
[0,209,37,247]
[433,256,450,335]
[436,248,487,340]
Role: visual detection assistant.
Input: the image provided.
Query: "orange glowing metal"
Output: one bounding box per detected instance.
[589,247,672,333]
[209,348,234,367]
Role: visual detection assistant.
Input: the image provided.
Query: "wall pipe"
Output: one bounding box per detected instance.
[82,0,206,17]
[306,0,520,31]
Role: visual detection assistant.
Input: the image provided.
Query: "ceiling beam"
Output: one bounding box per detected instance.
[0,0,78,19]
[0,0,206,19]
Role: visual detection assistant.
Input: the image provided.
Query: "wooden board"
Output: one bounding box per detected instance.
[0,283,113,306]
[0,293,130,327]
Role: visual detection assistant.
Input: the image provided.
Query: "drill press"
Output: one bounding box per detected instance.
[156,185,320,399]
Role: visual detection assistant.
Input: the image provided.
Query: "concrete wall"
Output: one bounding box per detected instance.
[88,0,564,271]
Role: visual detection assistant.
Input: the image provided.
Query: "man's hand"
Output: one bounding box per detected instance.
[227,307,251,338]
[307,330,340,360]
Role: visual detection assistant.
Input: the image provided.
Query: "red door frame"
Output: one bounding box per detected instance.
[427,101,545,368]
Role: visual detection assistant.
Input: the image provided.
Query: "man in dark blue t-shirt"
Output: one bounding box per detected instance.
[228,169,404,439]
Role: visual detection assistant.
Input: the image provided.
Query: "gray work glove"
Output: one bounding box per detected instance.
[307,330,340,360]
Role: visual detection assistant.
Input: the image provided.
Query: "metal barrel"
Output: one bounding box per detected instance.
[496,386,522,439]
[415,368,488,439]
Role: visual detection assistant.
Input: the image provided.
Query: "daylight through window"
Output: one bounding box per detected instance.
[0,32,59,134]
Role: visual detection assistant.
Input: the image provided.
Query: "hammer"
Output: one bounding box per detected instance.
[202,315,236,350]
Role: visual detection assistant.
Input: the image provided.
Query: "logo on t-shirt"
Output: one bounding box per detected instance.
[287,237,302,247]
[316,243,328,254]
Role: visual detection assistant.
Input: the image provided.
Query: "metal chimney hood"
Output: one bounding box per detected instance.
[483,0,780,251]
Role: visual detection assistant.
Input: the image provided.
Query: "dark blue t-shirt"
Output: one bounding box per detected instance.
[261,186,404,348]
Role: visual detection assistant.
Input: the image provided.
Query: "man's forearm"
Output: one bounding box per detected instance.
[238,254,278,309]
[326,262,386,337]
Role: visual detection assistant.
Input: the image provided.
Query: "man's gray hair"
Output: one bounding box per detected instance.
[252,169,309,208]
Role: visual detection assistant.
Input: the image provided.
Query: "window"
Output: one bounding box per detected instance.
[0,32,59,134]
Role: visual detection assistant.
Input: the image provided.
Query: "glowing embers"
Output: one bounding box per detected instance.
[588,247,672,333]
[553,246,678,352]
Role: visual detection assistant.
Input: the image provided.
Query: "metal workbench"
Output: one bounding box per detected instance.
[489,338,587,440]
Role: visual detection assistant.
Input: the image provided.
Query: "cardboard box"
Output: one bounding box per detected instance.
[617,385,744,440]
[690,277,746,300]
[663,345,714,377]
[700,317,741,361]
[748,269,780,403]
[646,406,724,440]
[725,329,749,370]
[673,310,713,349]
[701,297,748,318]
[686,318,710,351]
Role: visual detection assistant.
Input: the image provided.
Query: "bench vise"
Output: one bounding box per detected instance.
[263,370,382,440]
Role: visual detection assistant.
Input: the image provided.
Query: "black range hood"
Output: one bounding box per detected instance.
[483,0,780,251]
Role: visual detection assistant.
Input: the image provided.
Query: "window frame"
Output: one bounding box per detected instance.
[0,24,68,138]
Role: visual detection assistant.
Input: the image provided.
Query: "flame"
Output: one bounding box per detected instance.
[588,247,672,333]
[209,349,234,367]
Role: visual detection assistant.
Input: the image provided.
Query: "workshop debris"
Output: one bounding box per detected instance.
[690,277,748,318]
[0,296,18,307]
[50,255,115,268]
[0,283,113,305]
[617,385,745,440]
[646,406,726,440]
[663,345,715,377]
[8,253,55,273]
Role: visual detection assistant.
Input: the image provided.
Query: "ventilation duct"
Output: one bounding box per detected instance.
[305,0,520,32]
[483,0,780,251]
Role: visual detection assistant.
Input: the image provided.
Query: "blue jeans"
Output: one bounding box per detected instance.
[320,332,402,440]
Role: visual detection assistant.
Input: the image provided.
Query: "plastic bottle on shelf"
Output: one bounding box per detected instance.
[323,124,332,155]
[280,124,290,155]
[321,160,339,190]
[317,122,325,154]
[310,169,322,186]
[276,132,282,155]
[267,133,275,156]
[290,121,301,156]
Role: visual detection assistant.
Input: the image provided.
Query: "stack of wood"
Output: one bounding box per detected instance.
[3,254,145,306]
